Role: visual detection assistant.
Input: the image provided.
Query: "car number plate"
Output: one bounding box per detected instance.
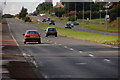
[30,36,36,38]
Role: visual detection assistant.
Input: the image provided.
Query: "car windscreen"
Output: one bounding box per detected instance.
[48,28,56,31]
[51,20,54,22]
[27,31,39,34]
[66,24,71,26]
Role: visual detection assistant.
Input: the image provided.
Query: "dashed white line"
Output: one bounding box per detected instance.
[104,59,111,62]
[54,42,57,44]
[89,54,94,57]
[64,46,68,48]
[69,48,74,51]
[79,51,83,53]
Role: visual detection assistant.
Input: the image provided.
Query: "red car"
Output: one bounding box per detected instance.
[23,30,41,44]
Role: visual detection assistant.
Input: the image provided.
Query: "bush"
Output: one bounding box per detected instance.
[68,15,77,21]
[24,17,32,22]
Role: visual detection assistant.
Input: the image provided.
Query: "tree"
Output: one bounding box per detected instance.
[54,8,66,17]
[2,14,14,18]
[36,2,53,14]
[18,7,28,19]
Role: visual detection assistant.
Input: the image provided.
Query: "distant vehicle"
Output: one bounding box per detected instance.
[45,27,57,37]
[42,19,46,22]
[46,17,51,21]
[23,30,41,44]
[72,22,79,25]
[49,20,55,25]
[67,22,74,27]
[65,23,73,29]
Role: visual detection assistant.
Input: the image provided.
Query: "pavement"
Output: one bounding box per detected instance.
[4,18,119,80]
[1,19,45,80]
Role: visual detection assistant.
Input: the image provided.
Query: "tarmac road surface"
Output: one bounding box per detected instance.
[3,18,119,80]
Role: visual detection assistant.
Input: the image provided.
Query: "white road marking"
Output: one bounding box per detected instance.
[58,44,62,45]
[54,42,57,44]
[89,54,94,57]
[64,46,68,48]
[69,48,74,51]
[79,51,83,53]
[8,23,19,46]
[104,59,111,62]
[76,63,87,65]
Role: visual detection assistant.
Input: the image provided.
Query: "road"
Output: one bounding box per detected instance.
[3,18,119,80]
[32,16,119,36]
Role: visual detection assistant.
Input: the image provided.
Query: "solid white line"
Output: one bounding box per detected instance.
[8,23,19,46]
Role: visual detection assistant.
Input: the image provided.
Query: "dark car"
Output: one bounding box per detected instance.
[42,19,46,22]
[23,30,41,44]
[46,17,51,21]
[49,20,55,25]
[65,23,73,29]
[45,27,57,37]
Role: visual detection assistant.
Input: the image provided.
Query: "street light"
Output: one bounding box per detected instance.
[105,5,109,29]
[99,9,102,25]
[83,1,84,22]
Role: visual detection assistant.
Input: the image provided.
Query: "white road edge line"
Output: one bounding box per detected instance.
[8,23,19,46]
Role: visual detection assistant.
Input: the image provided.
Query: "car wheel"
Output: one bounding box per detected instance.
[46,35,48,37]
[55,34,57,37]
[24,41,26,44]
[38,39,41,44]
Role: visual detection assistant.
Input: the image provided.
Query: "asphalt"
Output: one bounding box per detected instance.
[1,19,45,80]
[32,16,119,36]
[5,18,119,80]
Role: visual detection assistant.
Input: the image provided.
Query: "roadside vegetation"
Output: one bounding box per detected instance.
[16,7,32,22]
[34,20,119,45]
[34,2,120,33]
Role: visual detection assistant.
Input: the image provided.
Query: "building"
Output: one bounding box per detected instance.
[45,0,52,2]
[54,2,64,8]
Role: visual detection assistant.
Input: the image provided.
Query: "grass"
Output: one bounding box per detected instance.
[43,15,119,33]
[16,17,119,45]
[37,21,119,45]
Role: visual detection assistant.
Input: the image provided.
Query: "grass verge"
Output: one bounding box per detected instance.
[38,21,119,45]
[16,17,119,45]
[42,15,119,33]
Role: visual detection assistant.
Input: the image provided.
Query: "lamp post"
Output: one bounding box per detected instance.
[105,5,109,29]
[99,10,102,25]
[83,1,84,22]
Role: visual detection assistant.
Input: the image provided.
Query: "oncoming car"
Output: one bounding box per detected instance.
[23,30,41,44]
[45,27,57,37]
[49,20,55,25]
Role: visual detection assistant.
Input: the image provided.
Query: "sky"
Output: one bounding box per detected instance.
[1,0,119,15]
[1,0,60,15]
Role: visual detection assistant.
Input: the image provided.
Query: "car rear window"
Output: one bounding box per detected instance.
[48,28,56,31]
[27,31,39,34]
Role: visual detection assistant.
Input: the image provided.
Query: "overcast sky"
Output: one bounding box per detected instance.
[1,0,119,15]
[1,0,60,15]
